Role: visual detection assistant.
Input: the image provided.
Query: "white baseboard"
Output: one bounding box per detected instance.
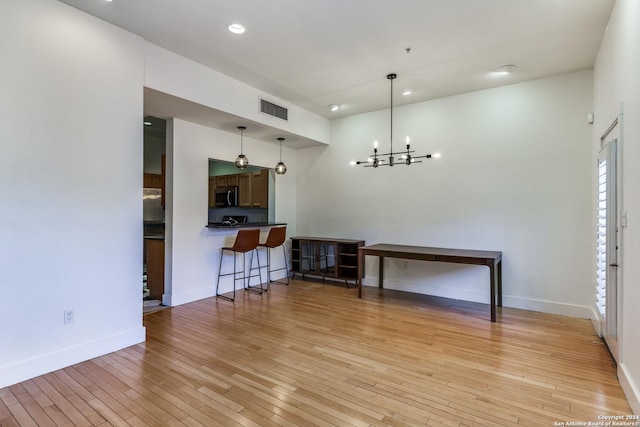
[165,270,289,307]
[0,326,146,389]
[503,295,591,318]
[619,362,640,415]
[164,285,215,306]
[360,278,591,318]
[590,306,604,337]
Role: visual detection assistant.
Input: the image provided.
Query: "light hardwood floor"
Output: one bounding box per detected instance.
[0,279,632,426]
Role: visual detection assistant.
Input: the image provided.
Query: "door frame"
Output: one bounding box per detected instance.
[597,114,623,363]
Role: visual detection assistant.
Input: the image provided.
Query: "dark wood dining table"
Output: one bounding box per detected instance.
[357,244,503,322]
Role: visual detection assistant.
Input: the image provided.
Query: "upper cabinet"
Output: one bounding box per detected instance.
[208,177,216,208]
[214,174,239,189]
[250,169,268,208]
[211,169,268,209]
[238,173,252,207]
[143,173,162,189]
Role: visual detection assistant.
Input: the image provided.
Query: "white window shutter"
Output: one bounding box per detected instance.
[595,158,607,316]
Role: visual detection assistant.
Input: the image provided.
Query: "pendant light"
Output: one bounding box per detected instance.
[234,126,249,169]
[350,73,440,167]
[275,137,287,175]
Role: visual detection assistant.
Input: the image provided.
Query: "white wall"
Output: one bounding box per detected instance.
[0,0,145,388]
[144,43,330,146]
[164,119,295,306]
[144,134,166,174]
[297,71,594,317]
[593,0,640,414]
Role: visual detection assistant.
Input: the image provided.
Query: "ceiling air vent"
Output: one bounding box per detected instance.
[260,98,288,121]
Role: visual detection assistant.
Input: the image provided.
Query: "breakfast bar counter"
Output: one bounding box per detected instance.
[206,222,286,229]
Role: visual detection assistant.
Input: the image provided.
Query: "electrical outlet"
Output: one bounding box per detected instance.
[403,261,409,269]
[64,310,74,324]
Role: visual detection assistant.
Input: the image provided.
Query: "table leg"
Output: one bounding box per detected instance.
[489,263,496,322]
[357,250,363,298]
[378,256,384,289]
[497,260,502,307]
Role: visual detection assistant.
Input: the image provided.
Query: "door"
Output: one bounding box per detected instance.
[596,132,620,361]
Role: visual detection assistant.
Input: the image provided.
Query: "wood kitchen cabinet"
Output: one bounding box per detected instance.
[214,174,239,189]
[208,177,216,208]
[212,170,268,208]
[144,238,165,301]
[238,173,252,207]
[290,237,364,286]
[161,154,166,207]
[250,169,269,208]
[143,173,162,189]
[210,174,241,208]
[239,170,268,208]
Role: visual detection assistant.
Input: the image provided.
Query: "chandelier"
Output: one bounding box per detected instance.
[351,73,440,167]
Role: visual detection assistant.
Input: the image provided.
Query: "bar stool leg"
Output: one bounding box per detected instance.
[282,244,290,285]
[244,248,264,294]
[216,249,236,302]
[261,245,290,288]
[264,247,272,292]
[256,248,264,291]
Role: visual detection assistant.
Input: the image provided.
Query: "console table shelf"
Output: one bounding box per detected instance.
[290,237,364,286]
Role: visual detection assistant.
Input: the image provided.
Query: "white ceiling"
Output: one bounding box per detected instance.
[60,0,614,133]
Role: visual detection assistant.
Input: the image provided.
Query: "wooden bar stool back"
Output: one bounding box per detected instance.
[258,226,289,289]
[215,229,264,301]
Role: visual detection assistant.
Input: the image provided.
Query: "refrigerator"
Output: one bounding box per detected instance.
[143,188,163,222]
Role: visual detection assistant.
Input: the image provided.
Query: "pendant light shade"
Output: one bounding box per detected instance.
[235,126,249,169]
[275,137,287,175]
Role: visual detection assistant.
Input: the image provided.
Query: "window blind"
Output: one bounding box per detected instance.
[595,157,607,317]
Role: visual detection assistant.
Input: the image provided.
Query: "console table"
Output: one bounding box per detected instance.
[357,244,502,322]
[290,237,365,286]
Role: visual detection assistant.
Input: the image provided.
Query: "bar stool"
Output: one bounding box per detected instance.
[257,226,289,290]
[215,229,264,302]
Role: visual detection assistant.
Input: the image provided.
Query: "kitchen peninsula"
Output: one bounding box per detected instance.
[206,221,286,229]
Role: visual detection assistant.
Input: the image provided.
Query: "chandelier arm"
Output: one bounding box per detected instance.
[352,73,436,168]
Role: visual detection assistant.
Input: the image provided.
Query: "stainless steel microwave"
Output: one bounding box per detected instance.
[214,186,238,207]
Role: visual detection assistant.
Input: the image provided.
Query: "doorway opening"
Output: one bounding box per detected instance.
[143,116,166,313]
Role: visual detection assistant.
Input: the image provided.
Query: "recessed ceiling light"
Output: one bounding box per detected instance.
[228,23,246,34]
[329,104,340,112]
[402,88,413,96]
[496,64,517,74]
[143,121,152,126]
